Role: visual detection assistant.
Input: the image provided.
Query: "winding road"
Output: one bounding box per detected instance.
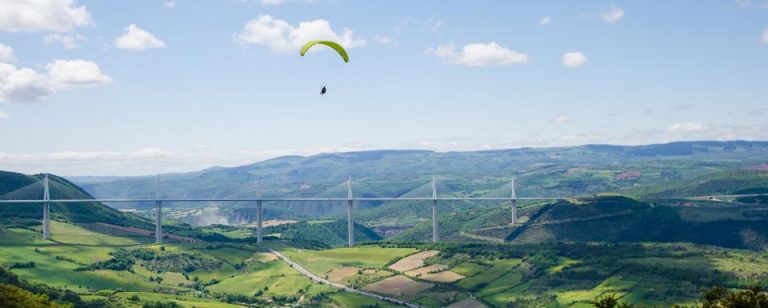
[268,248,419,308]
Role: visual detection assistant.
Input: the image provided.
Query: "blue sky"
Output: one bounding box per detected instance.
[0,0,767,175]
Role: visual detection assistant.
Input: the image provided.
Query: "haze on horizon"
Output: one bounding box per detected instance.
[0,0,767,176]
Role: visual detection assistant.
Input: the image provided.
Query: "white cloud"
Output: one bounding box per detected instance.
[667,122,708,133]
[539,16,552,26]
[427,42,529,67]
[0,110,8,120]
[736,0,768,9]
[0,0,92,33]
[562,52,588,68]
[114,24,166,50]
[552,115,571,123]
[165,0,175,8]
[234,15,366,54]
[601,6,625,23]
[47,59,112,87]
[0,60,110,103]
[375,35,398,47]
[762,29,768,44]
[44,33,80,49]
[261,0,286,5]
[0,63,53,102]
[0,43,13,62]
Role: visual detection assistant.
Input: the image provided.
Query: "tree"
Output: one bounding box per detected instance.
[593,294,634,308]
[702,285,768,308]
[0,283,58,308]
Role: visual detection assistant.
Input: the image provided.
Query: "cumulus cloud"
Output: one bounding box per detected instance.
[0,63,53,102]
[261,0,286,5]
[0,0,92,33]
[601,6,625,23]
[375,35,398,47]
[0,43,13,62]
[47,60,112,87]
[234,15,366,54]
[762,29,768,44]
[114,24,166,50]
[667,122,708,133]
[562,52,588,68]
[539,16,552,26]
[552,115,572,123]
[426,42,529,67]
[0,60,110,103]
[44,33,80,49]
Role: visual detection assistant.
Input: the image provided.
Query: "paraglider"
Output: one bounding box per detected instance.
[300,40,349,63]
[300,40,349,95]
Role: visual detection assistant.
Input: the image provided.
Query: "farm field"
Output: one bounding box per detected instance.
[4,219,768,307]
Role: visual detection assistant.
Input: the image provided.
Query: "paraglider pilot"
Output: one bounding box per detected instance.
[321,85,326,95]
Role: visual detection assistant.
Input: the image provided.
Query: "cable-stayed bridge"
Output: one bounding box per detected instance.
[0,174,569,247]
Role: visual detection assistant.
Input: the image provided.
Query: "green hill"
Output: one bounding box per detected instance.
[70,141,768,223]
[509,196,768,250]
[0,171,151,229]
[389,196,768,250]
[265,220,382,248]
[624,170,768,198]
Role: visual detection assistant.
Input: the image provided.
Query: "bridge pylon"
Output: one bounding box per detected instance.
[42,174,50,240]
[510,177,517,225]
[432,176,438,243]
[256,177,263,244]
[155,174,163,244]
[347,176,354,247]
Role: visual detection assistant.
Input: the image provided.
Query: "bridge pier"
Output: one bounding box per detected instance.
[432,176,438,243]
[256,200,263,244]
[155,174,162,244]
[255,178,263,244]
[347,177,354,247]
[42,174,50,240]
[510,178,517,225]
[347,200,354,247]
[155,201,162,244]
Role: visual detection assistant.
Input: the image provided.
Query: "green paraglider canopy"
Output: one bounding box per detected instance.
[300,40,349,63]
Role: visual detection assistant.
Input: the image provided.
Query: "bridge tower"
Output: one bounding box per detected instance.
[256,178,263,244]
[155,174,163,244]
[42,174,50,240]
[432,176,438,243]
[347,176,354,247]
[510,177,517,225]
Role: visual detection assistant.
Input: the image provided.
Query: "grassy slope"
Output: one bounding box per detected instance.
[3,218,768,307]
[387,195,768,250]
[0,171,152,229]
[264,219,383,248]
[623,170,768,198]
[506,196,768,250]
[278,245,416,274]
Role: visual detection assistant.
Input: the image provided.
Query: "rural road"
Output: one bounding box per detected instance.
[268,248,420,308]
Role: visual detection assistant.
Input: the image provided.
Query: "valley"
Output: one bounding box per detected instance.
[2,141,768,307]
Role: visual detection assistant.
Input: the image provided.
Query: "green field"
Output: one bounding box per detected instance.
[278,245,417,274]
[4,218,768,307]
[4,171,768,307]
